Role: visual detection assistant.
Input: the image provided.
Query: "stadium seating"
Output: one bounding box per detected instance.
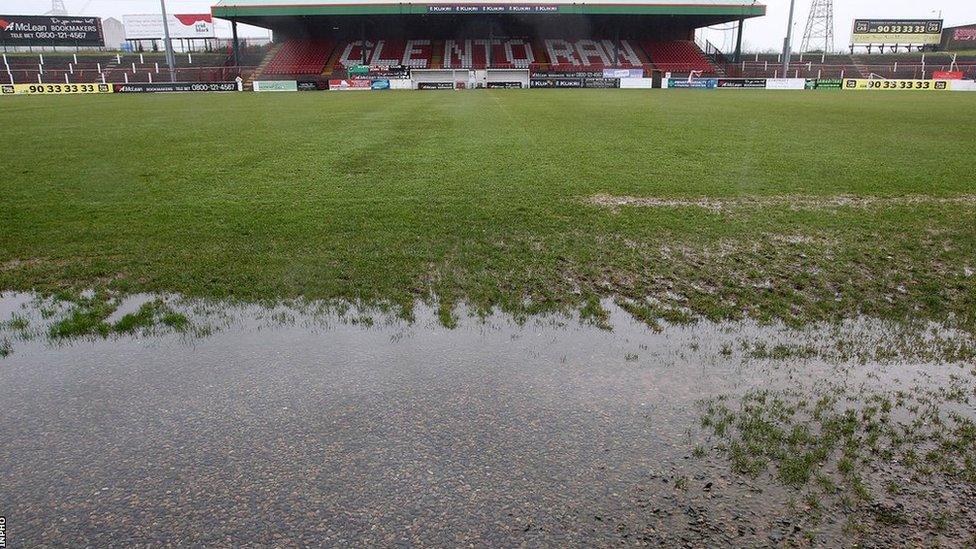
[443,39,535,69]
[641,40,715,73]
[542,39,644,69]
[335,40,433,68]
[326,38,650,70]
[264,39,335,75]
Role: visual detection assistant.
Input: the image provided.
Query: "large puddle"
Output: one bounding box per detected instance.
[0,292,974,546]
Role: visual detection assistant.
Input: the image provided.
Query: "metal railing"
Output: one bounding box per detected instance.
[699,39,730,66]
[723,61,976,80]
[4,65,259,85]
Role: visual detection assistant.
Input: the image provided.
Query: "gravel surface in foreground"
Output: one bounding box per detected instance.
[1,298,973,547]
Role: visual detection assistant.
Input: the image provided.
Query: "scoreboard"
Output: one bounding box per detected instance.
[851,19,943,45]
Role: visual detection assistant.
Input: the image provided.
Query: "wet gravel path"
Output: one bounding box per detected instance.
[1,311,793,547]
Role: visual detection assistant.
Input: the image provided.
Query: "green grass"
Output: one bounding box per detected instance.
[48,297,115,339]
[45,296,189,339]
[1,90,975,327]
[113,301,162,334]
[698,378,976,522]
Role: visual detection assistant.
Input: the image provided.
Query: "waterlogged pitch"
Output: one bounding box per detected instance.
[1,90,975,328]
[3,89,976,546]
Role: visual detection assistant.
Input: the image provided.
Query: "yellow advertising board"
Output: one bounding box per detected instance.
[851,19,943,45]
[843,79,950,91]
[0,83,114,95]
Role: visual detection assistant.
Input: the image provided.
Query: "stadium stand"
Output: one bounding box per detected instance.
[444,39,532,69]
[324,38,650,71]
[335,40,432,68]
[211,0,766,78]
[263,39,336,75]
[541,39,645,69]
[641,41,715,74]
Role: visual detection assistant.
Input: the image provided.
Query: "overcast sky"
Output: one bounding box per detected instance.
[6,0,976,51]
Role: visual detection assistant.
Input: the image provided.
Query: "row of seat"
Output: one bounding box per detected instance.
[640,41,714,74]
[333,39,642,69]
[264,39,335,75]
[259,39,714,76]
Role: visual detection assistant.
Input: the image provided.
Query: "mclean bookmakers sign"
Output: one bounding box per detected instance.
[0,15,103,46]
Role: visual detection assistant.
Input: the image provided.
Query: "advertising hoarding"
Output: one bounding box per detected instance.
[417,81,455,90]
[0,15,103,46]
[329,79,372,90]
[603,68,643,79]
[123,14,214,40]
[1,83,112,95]
[667,79,718,89]
[842,79,949,91]
[765,78,806,90]
[717,78,767,88]
[851,19,943,45]
[114,82,239,93]
[805,79,843,89]
[253,81,299,92]
[932,71,964,80]
[943,25,976,50]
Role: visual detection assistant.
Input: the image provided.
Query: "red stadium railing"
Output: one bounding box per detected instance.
[4,65,259,85]
[723,62,976,80]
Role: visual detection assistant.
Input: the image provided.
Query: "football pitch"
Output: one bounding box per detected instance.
[2,89,975,328]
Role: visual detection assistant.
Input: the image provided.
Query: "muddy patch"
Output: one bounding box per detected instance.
[588,193,976,212]
[0,257,72,272]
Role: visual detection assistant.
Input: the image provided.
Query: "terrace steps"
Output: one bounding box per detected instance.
[251,43,282,82]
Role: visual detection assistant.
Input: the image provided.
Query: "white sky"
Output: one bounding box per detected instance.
[5,0,976,50]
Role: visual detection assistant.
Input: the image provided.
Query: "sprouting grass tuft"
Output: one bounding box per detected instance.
[113,301,161,334]
[49,299,115,339]
[5,315,29,332]
[699,372,976,536]
[161,311,189,331]
[45,295,192,340]
[580,295,611,330]
[437,302,458,329]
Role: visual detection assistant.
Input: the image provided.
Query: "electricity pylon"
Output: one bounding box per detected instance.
[47,1,69,15]
[800,0,835,53]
